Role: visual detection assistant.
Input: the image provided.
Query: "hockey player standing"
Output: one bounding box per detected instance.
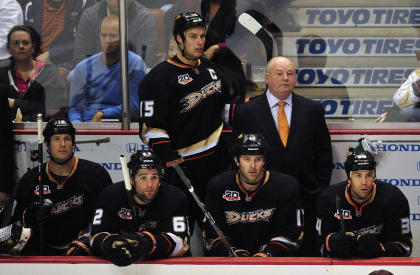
[316,146,412,258]
[138,12,235,223]
[90,150,190,266]
[203,133,303,256]
[11,118,113,255]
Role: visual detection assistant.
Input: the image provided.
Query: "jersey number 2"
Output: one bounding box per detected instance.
[92,209,103,225]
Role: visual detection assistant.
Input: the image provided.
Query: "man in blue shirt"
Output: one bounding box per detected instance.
[68,15,148,122]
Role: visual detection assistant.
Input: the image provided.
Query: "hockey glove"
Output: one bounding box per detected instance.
[120,231,156,260]
[64,236,92,256]
[25,199,53,227]
[101,234,135,266]
[356,234,385,258]
[0,222,32,255]
[325,232,357,258]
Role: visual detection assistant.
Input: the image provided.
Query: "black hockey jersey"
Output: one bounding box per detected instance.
[315,180,412,257]
[90,182,190,259]
[12,157,112,254]
[138,56,228,161]
[203,170,303,256]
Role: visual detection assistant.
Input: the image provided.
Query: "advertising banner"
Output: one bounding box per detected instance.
[296,7,420,27]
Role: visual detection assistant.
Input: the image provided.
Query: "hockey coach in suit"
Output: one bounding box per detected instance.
[233,56,332,256]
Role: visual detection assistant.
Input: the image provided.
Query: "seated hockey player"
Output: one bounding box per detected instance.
[11,118,113,255]
[203,133,303,256]
[90,149,190,266]
[315,142,413,258]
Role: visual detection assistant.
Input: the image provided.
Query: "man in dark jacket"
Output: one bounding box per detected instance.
[233,56,332,256]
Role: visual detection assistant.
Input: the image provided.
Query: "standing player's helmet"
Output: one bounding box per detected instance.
[127,150,163,176]
[344,149,376,177]
[173,12,205,41]
[233,133,267,158]
[43,118,76,145]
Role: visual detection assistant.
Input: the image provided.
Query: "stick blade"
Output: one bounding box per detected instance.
[238,12,262,35]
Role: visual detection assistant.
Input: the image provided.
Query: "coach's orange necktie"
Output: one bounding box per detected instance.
[277,101,289,147]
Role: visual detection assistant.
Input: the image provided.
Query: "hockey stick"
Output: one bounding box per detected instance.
[243,9,283,55]
[36,114,45,253]
[238,11,283,62]
[120,155,139,230]
[172,163,237,257]
[335,195,346,234]
[75,137,110,145]
[238,12,274,61]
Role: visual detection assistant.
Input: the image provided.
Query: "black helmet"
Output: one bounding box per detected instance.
[173,12,205,41]
[43,118,76,144]
[233,133,267,157]
[344,150,376,177]
[127,150,162,176]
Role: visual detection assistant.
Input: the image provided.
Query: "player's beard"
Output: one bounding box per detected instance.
[134,190,157,205]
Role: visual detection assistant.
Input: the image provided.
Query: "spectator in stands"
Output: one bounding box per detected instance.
[390,69,420,121]
[68,15,147,122]
[0,25,66,122]
[20,0,95,75]
[74,0,158,67]
[316,143,412,258]
[0,0,23,67]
